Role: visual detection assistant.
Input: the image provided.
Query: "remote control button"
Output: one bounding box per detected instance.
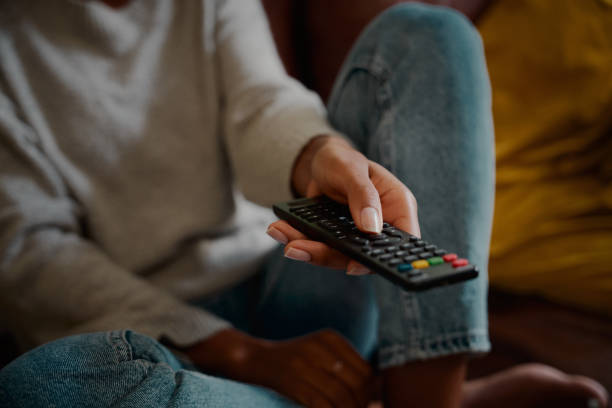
[385,246,398,253]
[419,251,433,259]
[371,248,384,255]
[301,211,314,217]
[412,260,429,269]
[337,216,349,222]
[333,230,344,236]
[383,222,391,228]
[394,250,408,257]
[424,244,437,252]
[414,240,427,247]
[350,236,369,244]
[403,255,418,263]
[388,258,402,265]
[408,236,420,242]
[452,258,469,268]
[318,222,335,230]
[400,243,414,250]
[387,237,401,244]
[428,257,444,266]
[337,235,347,240]
[383,227,403,236]
[397,263,413,272]
[379,253,393,261]
[372,239,391,246]
[368,233,387,240]
[434,249,447,256]
[443,253,458,262]
[409,247,424,254]
[305,215,321,221]
[362,249,372,256]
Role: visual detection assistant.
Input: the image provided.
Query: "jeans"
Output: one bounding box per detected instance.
[0,3,494,407]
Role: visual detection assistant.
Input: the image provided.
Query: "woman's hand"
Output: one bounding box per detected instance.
[185,328,375,408]
[267,135,420,275]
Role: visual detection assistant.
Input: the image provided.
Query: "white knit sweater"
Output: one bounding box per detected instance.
[0,0,339,348]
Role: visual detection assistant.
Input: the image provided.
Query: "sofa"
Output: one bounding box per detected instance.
[2,0,611,396]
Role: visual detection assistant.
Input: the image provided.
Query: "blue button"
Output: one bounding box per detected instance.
[398,263,413,272]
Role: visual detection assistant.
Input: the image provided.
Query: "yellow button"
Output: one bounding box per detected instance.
[412,260,429,269]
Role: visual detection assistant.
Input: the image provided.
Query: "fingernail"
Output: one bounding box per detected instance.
[587,398,600,408]
[347,265,371,275]
[266,227,288,244]
[361,207,381,233]
[285,248,311,262]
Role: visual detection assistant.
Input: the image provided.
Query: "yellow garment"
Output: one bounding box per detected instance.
[478,0,612,315]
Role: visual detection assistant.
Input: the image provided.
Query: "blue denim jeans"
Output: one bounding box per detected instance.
[0,3,494,407]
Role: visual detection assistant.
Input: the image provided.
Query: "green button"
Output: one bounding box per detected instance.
[428,257,444,266]
[398,263,413,272]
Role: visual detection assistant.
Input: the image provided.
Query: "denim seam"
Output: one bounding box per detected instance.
[338,54,397,174]
[400,290,422,343]
[107,330,133,364]
[370,55,397,174]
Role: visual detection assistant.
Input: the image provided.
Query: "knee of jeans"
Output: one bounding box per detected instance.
[0,330,180,406]
[363,3,482,67]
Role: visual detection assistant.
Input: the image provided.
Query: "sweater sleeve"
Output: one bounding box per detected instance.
[0,91,229,349]
[215,0,343,206]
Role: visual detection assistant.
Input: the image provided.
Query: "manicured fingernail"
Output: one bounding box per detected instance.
[347,265,371,275]
[587,398,600,408]
[360,207,381,233]
[285,248,311,262]
[266,227,288,244]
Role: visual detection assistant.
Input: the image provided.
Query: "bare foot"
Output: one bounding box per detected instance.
[462,363,609,408]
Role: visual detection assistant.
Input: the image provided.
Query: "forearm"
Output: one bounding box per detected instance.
[1,228,228,348]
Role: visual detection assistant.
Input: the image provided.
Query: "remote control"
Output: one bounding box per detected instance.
[273,195,478,291]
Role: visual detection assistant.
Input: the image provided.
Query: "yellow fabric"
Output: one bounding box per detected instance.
[478,0,612,315]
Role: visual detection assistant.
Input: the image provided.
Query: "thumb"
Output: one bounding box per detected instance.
[346,176,383,234]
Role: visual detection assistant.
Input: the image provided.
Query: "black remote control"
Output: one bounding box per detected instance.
[273,196,478,291]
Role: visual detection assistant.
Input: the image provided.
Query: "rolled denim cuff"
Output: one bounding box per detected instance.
[373,274,490,369]
[378,329,490,368]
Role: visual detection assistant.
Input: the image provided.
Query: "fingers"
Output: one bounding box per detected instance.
[289,357,362,408]
[267,220,353,270]
[286,240,352,269]
[267,220,307,244]
[381,188,420,238]
[294,330,373,407]
[346,260,371,276]
[368,161,421,237]
[313,330,372,380]
[345,175,383,235]
[283,379,333,408]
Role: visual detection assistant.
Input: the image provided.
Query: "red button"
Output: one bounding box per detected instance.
[452,258,468,267]
[443,253,458,263]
